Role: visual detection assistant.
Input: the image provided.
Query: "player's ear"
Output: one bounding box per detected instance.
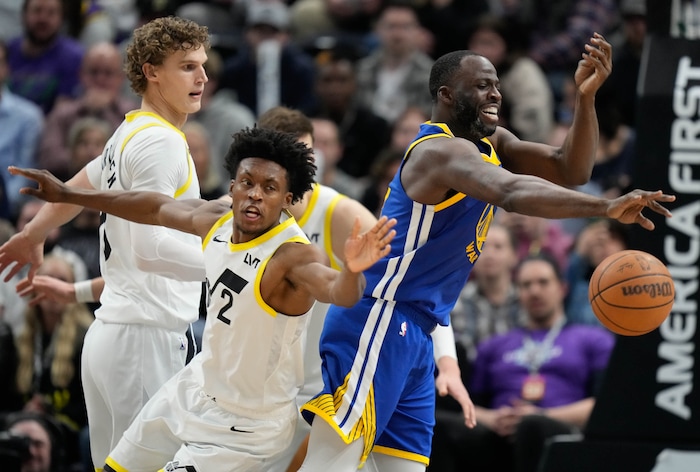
[142,62,157,81]
[437,85,452,104]
[282,191,293,210]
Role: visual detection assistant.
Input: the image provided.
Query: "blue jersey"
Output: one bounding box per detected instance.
[365,122,501,327]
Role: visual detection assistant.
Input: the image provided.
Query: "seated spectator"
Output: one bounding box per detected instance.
[358,148,402,217]
[498,210,574,274]
[565,219,629,326]
[6,0,84,115]
[66,116,112,176]
[309,117,365,199]
[181,121,224,201]
[0,318,22,415]
[450,223,523,370]
[355,1,434,125]
[38,42,135,181]
[62,0,116,48]
[14,254,94,466]
[0,39,44,215]
[310,49,391,179]
[389,105,429,153]
[430,253,615,472]
[221,0,317,116]
[3,411,67,472]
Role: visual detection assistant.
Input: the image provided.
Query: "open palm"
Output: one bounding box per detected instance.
[344,216,397,273]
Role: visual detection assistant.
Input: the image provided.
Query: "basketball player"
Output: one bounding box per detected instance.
[297,34,676,471]
[0,16,210,468]
[254,106,475,471]
[9,125,397,471]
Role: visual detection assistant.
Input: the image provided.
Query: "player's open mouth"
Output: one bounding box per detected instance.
[481,106,498,123]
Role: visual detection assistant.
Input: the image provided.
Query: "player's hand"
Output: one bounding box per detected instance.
[16,275,77,306]
[606,190,676,230]
[8,166,70,203]
[435,356,476,428]
[574,33,613,96]
[344,216,397,273]
[0,232,45,283]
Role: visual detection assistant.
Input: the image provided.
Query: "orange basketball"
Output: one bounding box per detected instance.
[588,250,675,336]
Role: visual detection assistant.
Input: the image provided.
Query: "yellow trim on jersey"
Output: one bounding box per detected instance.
[296,183,320,227]
[434,192,467,212]
[104,457,127,472]
[253,235,310,316]
[301,374,377,464]
[372,445,430,466]
[202,211,233,250]
[325,193,345,271]
[228,212,298,252]
[173,149,195,199]
[95,469,103,472]
[125,110,186,138]
[119,122,165,154]
[480,137,501,165]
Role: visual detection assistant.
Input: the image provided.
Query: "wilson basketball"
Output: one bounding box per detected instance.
[588,250,675,336]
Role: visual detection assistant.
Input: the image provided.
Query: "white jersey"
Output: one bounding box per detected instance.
[85,110,202,331]
[295,184,346,401]
[193,211,311,416]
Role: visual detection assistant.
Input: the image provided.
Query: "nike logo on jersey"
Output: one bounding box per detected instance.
[230,426,253,433]
[164,461,197,471]
[213,235,229,243]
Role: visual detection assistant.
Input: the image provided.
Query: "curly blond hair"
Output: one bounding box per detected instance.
[125,16,210,96]
[16,256,94,394]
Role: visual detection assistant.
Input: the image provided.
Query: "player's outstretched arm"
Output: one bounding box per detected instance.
[284,216,396,307]
[0,167,93,282]
[16,275,105,306]
[8,166,227,239]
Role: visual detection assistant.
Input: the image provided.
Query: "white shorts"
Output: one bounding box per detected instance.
[82,319,188,467]
[106,367,298,472]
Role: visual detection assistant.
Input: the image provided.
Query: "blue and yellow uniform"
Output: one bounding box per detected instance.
[301,122,501,465]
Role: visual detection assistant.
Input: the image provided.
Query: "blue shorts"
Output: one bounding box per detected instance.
[301,297,436,465]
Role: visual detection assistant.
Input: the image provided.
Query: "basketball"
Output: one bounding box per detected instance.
[588,250,675,336]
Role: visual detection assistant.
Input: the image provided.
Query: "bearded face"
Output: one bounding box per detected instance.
[453,90,497,139]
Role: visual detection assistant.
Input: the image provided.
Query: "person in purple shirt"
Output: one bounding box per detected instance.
[429,252,615,472]
[7,0,84,114]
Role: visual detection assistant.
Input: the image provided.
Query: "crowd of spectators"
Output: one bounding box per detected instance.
[0,0,648,470]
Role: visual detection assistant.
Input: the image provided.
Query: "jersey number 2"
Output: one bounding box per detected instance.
[207,269,249,325]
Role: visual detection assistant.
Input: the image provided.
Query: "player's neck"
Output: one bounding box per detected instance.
[527,311,564,331]
[140,96,188,129]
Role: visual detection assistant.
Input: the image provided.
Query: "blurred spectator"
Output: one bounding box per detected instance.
[607,0,646,127]
[388,105,428,152]
[589,90,635,199]
[290,0,382,47]
[355,1,434,124]
[190,48,255,195]
[0,0,23,43]
[508,0,617,103]
[450,223,523,368]
[4,411,67,472]
[467,14,554,143]
[498,210,574,274]
[6,0,84,114]
[414,0,490,59]
[0,39,44,215]
[565,219,629,326]
[359,148,402,216]
[0,317,22,415]
[15,254,93,466]
[182,121,224,201]
[66,116,112,176]
[38,42,135,181]
[221,0,317,116]
[310,117,365,199]
[62,0,116,48]
[310,49,391,178]
[430,253,615,472]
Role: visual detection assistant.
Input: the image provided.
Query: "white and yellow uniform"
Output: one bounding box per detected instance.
[106,211,311,472]
[82,111,205,467]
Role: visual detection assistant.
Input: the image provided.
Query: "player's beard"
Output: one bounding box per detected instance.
[454,95,496,139]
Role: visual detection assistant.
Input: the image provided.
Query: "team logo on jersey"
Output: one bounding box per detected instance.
[178,336,186,350]
[399,321,407,337]
[213,235,228,243]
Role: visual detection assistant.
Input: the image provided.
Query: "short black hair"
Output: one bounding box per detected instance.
[224,127,316,204]
[429,50,478,100]
[516,252,564,282]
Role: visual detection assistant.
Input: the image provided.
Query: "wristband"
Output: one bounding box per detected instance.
[74,280,96,303]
